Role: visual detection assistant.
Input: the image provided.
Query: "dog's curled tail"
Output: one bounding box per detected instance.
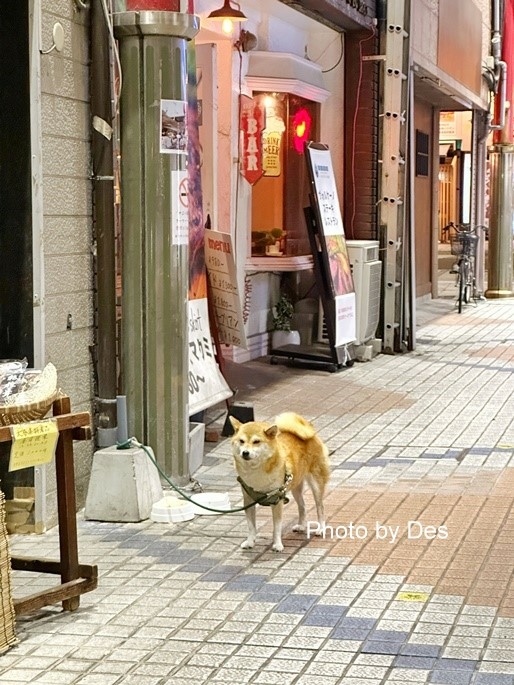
[275,412,315,441]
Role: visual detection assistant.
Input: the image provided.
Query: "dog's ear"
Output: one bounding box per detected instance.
[264,425,278,438]
[229,416,242,431]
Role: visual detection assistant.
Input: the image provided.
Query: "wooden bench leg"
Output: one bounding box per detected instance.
[53,396,80,611]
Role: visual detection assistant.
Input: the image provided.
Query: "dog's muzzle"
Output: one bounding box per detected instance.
[242,450,251,460]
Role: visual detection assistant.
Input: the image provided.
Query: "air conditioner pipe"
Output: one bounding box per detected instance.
[489,59,507,131]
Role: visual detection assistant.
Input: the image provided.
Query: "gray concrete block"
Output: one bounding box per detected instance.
[85,446,163,522]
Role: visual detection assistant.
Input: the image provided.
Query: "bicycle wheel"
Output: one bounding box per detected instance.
[464,277,473,304]
[458,260,467,313]
[464,257,475,303]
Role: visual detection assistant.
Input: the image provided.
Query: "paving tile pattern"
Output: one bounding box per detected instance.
[3,298,514,683]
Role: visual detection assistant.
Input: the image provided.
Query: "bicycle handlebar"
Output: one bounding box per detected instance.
[442,222,488,236]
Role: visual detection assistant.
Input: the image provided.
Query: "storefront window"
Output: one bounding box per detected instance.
[251,92,319,257]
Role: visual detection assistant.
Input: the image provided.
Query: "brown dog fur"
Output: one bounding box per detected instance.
[229,412,330,552]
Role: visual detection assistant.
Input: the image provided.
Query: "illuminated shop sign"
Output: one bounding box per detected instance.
[240,95,265,185]
[292,108,312,154]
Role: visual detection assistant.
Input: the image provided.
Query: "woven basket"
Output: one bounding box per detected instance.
[0,490,17,653]
[0,363,59,427]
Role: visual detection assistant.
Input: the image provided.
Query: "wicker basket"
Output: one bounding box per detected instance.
[450,232,478,258]
[0,363,59,427]
[0,490,17,654]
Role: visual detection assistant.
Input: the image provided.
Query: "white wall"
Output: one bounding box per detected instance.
[37,0,94,524]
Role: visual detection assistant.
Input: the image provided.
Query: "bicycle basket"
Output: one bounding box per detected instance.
[450,232,478,258]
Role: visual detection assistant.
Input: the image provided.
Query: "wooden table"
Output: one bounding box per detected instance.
[0,396,98,616]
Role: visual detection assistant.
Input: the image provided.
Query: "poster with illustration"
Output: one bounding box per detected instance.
[325,234,354,298]
[306,143,356,347]
[160,99,187,154]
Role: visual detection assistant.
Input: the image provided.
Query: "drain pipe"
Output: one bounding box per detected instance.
[91,0,118,444]
[489,0,507,132]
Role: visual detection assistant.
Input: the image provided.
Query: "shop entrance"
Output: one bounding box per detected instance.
[0,2,34,363]
[435,110,485,300]
[0,3,34,499]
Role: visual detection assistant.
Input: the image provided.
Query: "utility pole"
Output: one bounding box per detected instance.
[114,6,199,481]
[486,0,514,298]
[379,0,411,353]
[486,144,514,298]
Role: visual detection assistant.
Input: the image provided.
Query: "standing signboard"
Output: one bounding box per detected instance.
[305,143,356,347]
[187,43,232,415]
[204,229,247,349]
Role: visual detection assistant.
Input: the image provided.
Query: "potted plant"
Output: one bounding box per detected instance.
[251,228,285,256]
[265,228,285,255]
[271,294,301,348]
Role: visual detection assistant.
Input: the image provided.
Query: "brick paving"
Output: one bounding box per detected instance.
[2,295,514,684]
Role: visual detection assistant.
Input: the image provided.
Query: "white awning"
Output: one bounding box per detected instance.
[245,51,331,103]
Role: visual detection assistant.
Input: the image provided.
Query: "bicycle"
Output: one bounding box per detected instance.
[445,222,485,313]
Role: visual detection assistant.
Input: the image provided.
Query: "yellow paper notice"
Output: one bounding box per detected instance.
[397,591,430,602]
[9,420,59,472]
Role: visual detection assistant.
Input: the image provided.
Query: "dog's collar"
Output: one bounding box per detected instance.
[237,472,293,507]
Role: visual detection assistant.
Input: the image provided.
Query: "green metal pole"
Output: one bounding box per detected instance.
[114,11,199,481]
[485,144,514,298]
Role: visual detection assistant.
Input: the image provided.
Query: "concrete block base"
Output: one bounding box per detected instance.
[189,422,205,476]
[85,446,163,522]
[354,338,382,362]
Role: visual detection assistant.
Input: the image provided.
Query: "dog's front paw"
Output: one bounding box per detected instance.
[240,539,255,550]
[292,524,305,533]
[271,541,284,552]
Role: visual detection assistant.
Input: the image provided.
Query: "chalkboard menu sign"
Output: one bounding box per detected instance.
[205,229,247,349]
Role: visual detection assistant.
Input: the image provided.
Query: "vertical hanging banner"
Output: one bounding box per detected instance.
[306,144,356,347]
[187,41,232,415]
[240,95,265,185]
[205,229,248,349]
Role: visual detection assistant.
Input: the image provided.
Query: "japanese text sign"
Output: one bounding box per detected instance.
[205,229,247,349]
[9,420,59,472]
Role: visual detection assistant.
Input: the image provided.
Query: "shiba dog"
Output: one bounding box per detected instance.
[229,412,330,552]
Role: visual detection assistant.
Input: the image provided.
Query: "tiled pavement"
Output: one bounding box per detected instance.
[3,293,514,684]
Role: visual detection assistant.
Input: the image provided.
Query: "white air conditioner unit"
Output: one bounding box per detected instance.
[316,240,382,346]
[346,240,382,345]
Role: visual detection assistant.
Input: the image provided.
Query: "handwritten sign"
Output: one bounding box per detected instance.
[306,144,356,346]
[188,298,232,415]
[9,420,59,472]
[204,229,248,349]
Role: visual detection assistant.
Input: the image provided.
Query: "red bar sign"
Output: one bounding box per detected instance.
[240,95,265,185]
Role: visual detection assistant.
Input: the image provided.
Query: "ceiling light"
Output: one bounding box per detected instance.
[207,0,247,22]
